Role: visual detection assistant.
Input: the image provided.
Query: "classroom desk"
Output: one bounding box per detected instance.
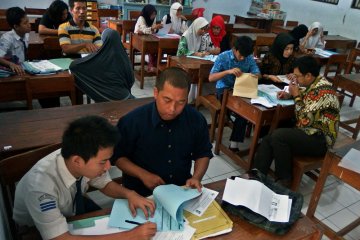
[0,71,76,108]
[234,14,273,33]
[232,32,276,45]
[0,97,153,160]
[168,56,214,84]
[232,23,258,33]
[69,179,322,239]
[306,140,360,239]
[271,25,295,34]
[130,34,159,89]
[324,35,357,53]
[214,90,294,170]
[334,73,360,139]
[108,19,123,34]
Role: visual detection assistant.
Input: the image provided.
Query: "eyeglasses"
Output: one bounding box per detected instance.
[212,26,221,30]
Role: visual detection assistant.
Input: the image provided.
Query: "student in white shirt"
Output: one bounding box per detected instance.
[161,2,188,35]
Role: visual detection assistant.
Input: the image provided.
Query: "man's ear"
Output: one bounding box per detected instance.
[71,155,85,167]
[153,87,159,99]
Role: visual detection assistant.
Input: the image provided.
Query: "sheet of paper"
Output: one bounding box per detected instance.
[251,96,276,108]
[153,223,196,240]
[277,75,291,84]
[315,48,337,57]
[338,148,360,174]
[223,178,290,222]
[258,84,294,106]
[187,55,218,62]
[28,60,62,72]
[183,187,218,216]
[233,73,258,98]
[157,23,172,35]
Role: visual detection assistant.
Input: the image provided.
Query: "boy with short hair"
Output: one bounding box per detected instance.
[13,116,157,240]
[0,7,31,75]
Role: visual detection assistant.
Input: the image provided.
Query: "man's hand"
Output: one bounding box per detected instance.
[277,91,291,100]
[228,67,242,78]
[130,222,157,240]
[141,172,165,190]
[127,191,155,219]
[84,43,100,53]
[289,81,300,97]
[9,62,25,75]
[185,177,202,192]
[267,75,282,83]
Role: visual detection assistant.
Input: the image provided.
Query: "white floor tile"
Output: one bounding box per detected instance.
[347,201,360,216]
[205,156,238,178]
[326,208,359,230]
[315,192,346,218]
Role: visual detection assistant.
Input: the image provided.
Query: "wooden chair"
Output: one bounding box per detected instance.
[97,9,118,32]
[24,7,46,16]
[129,10,141,20]
[0,143,61,240]
[0,80,31,110]
[0,17,11,31]
[195,64,221,142]
[286,20,298,27]
[121,20,136,51]
[183,14,197,23]
[212,13,230,23]
[269,101,355,192]
[43,37,62,59]
[0,9,7,16]
[26,74,76,109]
[234,15,245,24]
[254,35,275,59]
[156,38,180,77]
[344,47,360,106]
[323,54,348,83]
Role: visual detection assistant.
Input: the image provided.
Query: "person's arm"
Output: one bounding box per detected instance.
[115,157,165,191]
[185,157,210,192]
[176,36,192,56]
[38,24,58,35]
[0,57,25,75]
[100,181,155,219]
[61,43,99,55]
[209,68,241,82]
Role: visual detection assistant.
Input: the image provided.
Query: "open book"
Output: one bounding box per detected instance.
[108,184,202,231]
[21,58,73,75]
[251,84,294,108]
[223,177,292,222]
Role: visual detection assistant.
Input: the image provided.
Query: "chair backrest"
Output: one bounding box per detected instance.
[0,143,61,239]
[345,47,360,74]
[0,17,11,31]
[286,20,298,27]
[212,13,230,23]
[254,35,275,58]
[26,74,76,109]
[234,15,245,24]
[97,9,118,18]
[0,80,31,109]
[43,37,62,59]
[272,19,284,27]
[197,63,216,98]
[24,7,46,16]
[323,54,348,81]
[0,9,7,16]
[121,20,136,44]
[157,38,180,76]
[129,10,141,20]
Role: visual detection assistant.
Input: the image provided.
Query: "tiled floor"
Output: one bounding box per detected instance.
[7,74,359,239]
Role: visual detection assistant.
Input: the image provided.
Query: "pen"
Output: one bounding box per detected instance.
[125,220,142,225]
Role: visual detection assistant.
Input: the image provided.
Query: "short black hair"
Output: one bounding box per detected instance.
[156,67,190,91]
[233,36,254,57]
[48,0,69,22]
[69,0,87,10]
[6,7,26,29]
[61,115,119,162]
[293,56,320,77]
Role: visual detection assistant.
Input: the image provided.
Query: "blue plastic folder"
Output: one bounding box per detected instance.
[108,184,201,231]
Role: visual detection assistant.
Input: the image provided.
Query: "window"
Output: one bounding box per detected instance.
[352,0,360,9]
[312,0,339,5]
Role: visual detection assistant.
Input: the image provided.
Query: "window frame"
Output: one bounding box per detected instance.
[351,0,360,9]
[312,0,339,5]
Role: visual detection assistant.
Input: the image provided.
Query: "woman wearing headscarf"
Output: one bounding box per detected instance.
[38,0,71,35]
[162,2,188,35]
[289,24,308,53]
[300,22,325,50]
[261,33,296,84]
[70,29,134,102]
[134,4,162,72]
[200,15,230,55]
[176,17,209,57]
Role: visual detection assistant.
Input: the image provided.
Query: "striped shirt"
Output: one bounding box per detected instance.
[58,19,102,54]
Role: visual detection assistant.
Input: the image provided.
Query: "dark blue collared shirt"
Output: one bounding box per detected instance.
[111,102,213,196]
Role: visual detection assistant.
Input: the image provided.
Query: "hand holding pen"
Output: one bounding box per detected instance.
[289,80,300,97]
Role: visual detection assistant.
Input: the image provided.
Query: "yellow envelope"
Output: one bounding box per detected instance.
[233,73,258,99]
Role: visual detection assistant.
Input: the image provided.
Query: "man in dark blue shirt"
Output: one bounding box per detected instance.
[111,67,213,197]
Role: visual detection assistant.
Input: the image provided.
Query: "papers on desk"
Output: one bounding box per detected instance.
[338,148,360,174]
[233,73,258,99]
[157,23,171,35]
[184,187,218,216]
[186,55,218,62]
[108,184,201,231]
[277,75,291,84]
[223,177,292,222]
[0,67,15,78]
[250,84,294,108]
[315,48,337,57]
[21,58,73,75]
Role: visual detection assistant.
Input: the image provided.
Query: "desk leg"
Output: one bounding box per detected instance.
[306,151,333,218]
[247,117,262,168]
[140,52,145,89]
[215,91,228,155]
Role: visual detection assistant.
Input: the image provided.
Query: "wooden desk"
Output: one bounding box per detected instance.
[168,56,214,84]
[334,73,360,139]
[306,141,360,239]
[70,179,322,239]
[232,23,259,33]
[324,35,357,53]
[108,19,123,34]
[234,14,273,33]
[0,98,152,160]
[130,34,159,89]
[232,32,276,45]
[214,90,294,170]
[272,25,295,34]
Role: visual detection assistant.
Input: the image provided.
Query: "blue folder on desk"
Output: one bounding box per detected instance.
[22,58,73,75]
[108,184,201,231]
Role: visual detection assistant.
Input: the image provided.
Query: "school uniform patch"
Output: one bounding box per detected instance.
[38,193,55,202]
[39,201,56,212]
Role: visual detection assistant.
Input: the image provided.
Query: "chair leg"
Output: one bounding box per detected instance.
[349,94,356,107]
[291,166,303,192]
[209,112,218,143]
